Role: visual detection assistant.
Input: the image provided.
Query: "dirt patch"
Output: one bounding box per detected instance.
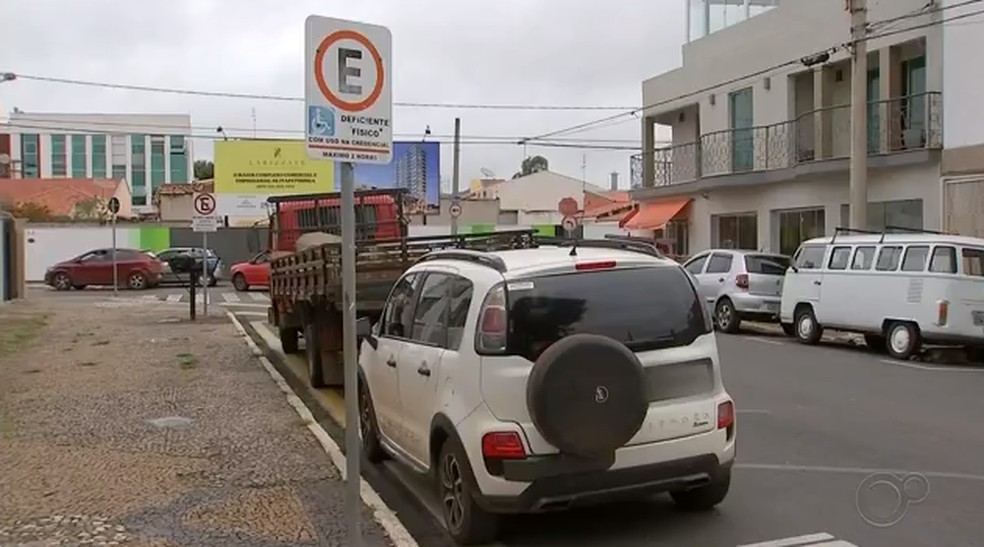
[0,302,49,358]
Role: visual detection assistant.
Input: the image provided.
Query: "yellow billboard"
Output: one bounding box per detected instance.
[214,139,334,196]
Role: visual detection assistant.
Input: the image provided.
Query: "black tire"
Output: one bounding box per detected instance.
[280,327,300,354]
[780,323,795,336]
[359,378,388,464]
[437,437,499,545]
[232,273,249,292]
[304,322,326,388]
[715,298,741,334]
[127,272,148,290]
[52,272,72,291]
[72,284,87,291]
[793,306,823,345]
[671,469,731,511]
[526,333,647,458]
[207,276,218,287]
[864,334,887,353]
[886,322,921,360]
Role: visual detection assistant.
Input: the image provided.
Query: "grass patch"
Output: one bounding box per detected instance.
[0,312,49,358]
[176,353,198,370]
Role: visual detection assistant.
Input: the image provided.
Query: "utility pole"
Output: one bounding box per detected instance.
[848,0,868,230]
[451,117,461,235]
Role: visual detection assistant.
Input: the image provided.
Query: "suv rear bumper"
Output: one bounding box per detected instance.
[475,453,732,514]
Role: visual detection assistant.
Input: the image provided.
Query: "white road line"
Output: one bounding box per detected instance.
[736,462,984,482]
[738,532,836,547]
[235,311,268,317]
[222,292,241,303]
[878,359,984,373]
[746,337,785,346]
[227,312,418,547]
[810,542,858,547]
[219,302,269,309]
[251,292,270,302]
[166,294,182,303]
[737,409,771,415]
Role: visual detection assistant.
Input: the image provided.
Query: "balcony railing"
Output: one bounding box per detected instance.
[631,92,942,188]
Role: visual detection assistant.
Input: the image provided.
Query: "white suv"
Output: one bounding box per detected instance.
[356,240,736,545]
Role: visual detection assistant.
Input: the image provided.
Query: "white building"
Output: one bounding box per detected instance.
[4,112,194,210]
[632,0,984,257]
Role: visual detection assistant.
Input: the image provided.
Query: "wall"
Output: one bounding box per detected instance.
[496,171,603,212]
[406,197,500,226]
[159,194,194,221]
[943,0,984,150]
[23,225,172,281]
[683,162,942,253]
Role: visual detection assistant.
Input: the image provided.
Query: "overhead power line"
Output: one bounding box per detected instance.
[5,74,636,112]
[520,6,984,143]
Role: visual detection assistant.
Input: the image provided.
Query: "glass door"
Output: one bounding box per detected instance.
[901,56,926,149]
[730,88,754,173]
[867,68,880,154]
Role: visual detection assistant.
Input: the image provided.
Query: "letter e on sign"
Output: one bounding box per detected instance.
[305,16,393,165]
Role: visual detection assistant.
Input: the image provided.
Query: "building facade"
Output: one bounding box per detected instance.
[3,113,194,211]
[631,0,966,258]
[394,143,429,206]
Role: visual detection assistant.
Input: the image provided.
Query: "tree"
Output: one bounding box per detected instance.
[73,197,110,222]
[512,155,549,179]
[0,199,54,221]
[194,160,214,180]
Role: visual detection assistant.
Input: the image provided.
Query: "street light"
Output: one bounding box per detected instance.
[0,72,16,83]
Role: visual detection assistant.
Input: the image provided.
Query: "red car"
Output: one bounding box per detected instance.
[230,251,270,292]
[45,248,163,291]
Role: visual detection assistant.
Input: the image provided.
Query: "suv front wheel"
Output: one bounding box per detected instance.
[437,437,499,545]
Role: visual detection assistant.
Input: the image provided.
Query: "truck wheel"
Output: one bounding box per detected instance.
[280,327,300,354]
[305,323,326,388]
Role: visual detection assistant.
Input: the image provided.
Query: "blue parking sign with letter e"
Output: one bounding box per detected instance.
[308,105,336,137]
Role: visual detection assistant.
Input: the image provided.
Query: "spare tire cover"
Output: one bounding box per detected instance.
[526,333,648,457]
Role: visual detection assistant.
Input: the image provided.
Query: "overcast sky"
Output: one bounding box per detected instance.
[0,0,684,190]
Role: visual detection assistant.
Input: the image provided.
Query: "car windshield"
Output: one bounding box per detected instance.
[744,254,791,275]
[506,266,709,361]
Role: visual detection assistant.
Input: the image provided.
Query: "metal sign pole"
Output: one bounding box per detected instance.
[202,232,209,316]
[339,161,361,544]
[111,213,118,297]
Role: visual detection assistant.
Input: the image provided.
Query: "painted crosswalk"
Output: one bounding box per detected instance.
[738,532,858,547]
[147,291,271,307]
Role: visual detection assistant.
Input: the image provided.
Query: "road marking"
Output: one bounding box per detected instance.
[252,292,270,302]
[878,359,984,373]
[222,292,241,303]
[738,532,843,547]
[746,337,785,346]
[737,409,771,415]
[736,462,984,482]
[227,313,418,547]
[235,311,268,318]
[166,294,182,303]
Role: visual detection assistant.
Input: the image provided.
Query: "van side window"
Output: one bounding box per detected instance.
[876,246,903,271]
[901,246,930,272]
[795,246,826,270]
[929,246,957,274]
[827,247,852,270]
[852,246,876,270]
[961,248,984,276]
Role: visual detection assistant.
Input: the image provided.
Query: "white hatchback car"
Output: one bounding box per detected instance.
[356,239,736,545]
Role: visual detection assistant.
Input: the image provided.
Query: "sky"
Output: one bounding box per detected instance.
[0,0,685,191]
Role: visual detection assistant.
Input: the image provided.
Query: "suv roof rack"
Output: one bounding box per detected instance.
[416,249,509,272]
[413,229,538,272]
[539,236,666,258]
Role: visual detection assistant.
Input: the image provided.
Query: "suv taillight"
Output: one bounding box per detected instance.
[735,273,749,290]
[477,284,507,353]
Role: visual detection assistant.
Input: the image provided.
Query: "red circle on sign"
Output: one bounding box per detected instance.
[194,194,216,215]
[558,197,578,217]
[314,30,385,113]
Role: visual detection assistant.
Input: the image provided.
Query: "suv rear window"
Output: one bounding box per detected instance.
[506,267,709,361]
[744,254,791,275]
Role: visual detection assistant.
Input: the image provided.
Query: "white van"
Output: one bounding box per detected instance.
[780,232,984,360]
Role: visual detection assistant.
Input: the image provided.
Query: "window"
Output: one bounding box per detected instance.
[840,200,923,232]
[828,247,852,270]
[411,273,453,346]
[777,208,825,257]
[901,246,929,272]
[795,245,826,269]
[382,273,420,338]
[150,135,166,191]
[169,136,188,183]
[744,254,791,275]
[876,246,903,271]
[706,253,734,274]
[852,246,876,270]
[730,88,754,172]
[685,254,708,275]
[71,134,87,177]
[111,134,127,179]
[961,248,984,277]
[20,134,39,178]
[929,246,957,274]
[91,135,107,178]
[80,250,110,262]
[447,278,473,351]
[131,134,146,202]
[507,267,709,362]
[715,214,757,250]
[51,134,67,176]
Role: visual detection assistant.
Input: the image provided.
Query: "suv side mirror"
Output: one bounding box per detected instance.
[356,316,378,350]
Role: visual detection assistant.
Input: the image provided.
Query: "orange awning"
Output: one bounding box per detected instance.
[619,198,691,230]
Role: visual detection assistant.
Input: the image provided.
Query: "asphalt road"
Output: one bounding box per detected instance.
[27,284,271,310]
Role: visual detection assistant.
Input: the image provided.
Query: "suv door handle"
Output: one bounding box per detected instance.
[386,357,397,367]
[417,364,431,377]
[718,278,725,283]
[813,280,822,286]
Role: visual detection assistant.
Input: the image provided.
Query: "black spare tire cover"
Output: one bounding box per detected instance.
[526,333,648,458]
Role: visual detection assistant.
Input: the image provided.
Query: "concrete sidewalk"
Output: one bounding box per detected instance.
[0,298,398,546]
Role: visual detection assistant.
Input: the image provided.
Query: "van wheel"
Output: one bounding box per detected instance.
[886,322,921,360]
[438,437,500,545]
[715,298,741,334]
[864,334,887,353]
[304,322,326,388]
[794,306,822,345]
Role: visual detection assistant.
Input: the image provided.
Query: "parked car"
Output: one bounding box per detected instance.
[683,249,793,333]
[154,247,222,287]
[45,248,163,291]
[229,251,270,292]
